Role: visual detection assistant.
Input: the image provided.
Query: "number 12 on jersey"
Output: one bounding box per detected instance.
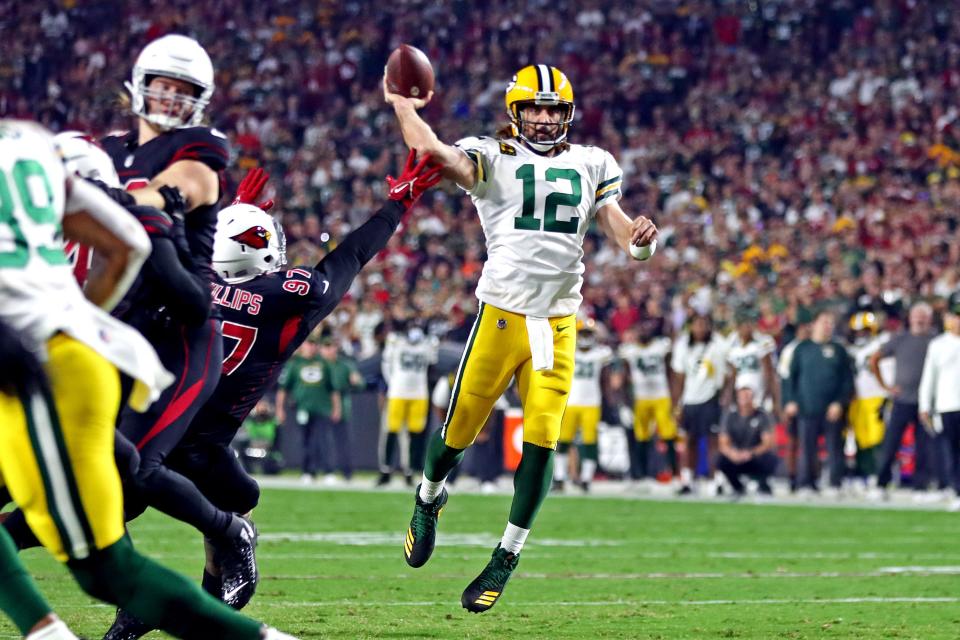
[514,164,582,234]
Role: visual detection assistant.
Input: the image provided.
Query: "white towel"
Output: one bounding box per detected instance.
[60,303,175,412]
[525,316,554,371]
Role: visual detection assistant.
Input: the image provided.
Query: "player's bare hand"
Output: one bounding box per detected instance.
[783,402,798,419]
[382,75,433,110]
[826,402,843,422]
[631,215,658,247]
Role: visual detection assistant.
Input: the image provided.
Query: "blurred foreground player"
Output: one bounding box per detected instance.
[0,119,297,640]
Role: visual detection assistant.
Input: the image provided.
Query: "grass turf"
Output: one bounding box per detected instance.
[3,488,958,639]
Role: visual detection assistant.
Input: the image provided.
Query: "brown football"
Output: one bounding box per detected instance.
[385,44,435,100]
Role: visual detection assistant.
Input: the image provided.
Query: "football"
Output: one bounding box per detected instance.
[385,44,434,100]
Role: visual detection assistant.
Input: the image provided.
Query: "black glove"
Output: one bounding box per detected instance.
[87,178,136,208]
[158,184,187,215]
[170,212,200,273]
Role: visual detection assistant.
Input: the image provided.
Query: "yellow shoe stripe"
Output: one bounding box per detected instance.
[475,597,495,605]
[404,540,412,555]
[483,591,500,597]
[406,529,413,544]
[476,594,496,602]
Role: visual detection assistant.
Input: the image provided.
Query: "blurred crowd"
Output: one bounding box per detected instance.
[4,0,960,496]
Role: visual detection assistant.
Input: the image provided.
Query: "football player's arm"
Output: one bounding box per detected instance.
[386,95,476,189]
[595,200,658,257]
[133,160,220,212]
[143,236,211,325]
[63,177,151,311]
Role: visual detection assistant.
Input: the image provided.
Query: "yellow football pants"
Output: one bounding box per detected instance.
[386,398,429,434]
[442,302,576,450]
[848,396,885,449]
[0,333,125,561]
[559,406,601,445]
[633,397,677,442]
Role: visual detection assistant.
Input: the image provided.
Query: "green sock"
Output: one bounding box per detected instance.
[69,536,263,640]
[423,430,464,482]
[857,445,878,477]
[383,432,399,471]
[580,443,598,462]
[0,527,51,635]
[508,442,555,529]
[665,440,678,475]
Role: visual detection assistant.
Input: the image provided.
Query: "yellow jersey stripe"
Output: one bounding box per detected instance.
[595,180,622,197]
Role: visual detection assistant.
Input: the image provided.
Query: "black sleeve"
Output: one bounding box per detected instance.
[144,236,212,326]
[170,127,231,172]
[304,200,404,325]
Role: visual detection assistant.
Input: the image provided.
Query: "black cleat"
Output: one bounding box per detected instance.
[461,544,520,613]
[215,515,259,609]
[551,479,565,493]
[102,608,153,640]
[403,484,447,568]
[376,471,391,487]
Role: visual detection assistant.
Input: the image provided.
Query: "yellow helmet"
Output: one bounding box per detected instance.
[849,311,878,334]
[504,64,575,152]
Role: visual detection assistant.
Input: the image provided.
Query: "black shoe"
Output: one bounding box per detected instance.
[578,480,591,493]
[404,473,414,487]
[757,480,773,495]
[677,485,693,496]
[551,479,565,492]
[461,544,520,613]
[215,515,259,609]
[404,484,447,568]
[376,471,391,487]
[103,608,153,640]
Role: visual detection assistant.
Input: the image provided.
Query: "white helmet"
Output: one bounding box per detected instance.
[125,34,214,131]
[213,204,286,284]
[54,131,120,188]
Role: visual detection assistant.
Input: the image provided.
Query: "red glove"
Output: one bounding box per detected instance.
[386,149,443,210]
[233,167,275,211]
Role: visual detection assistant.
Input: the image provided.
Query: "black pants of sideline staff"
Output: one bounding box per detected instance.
[797,414,844,490]
[877,401,945,490]
[717,451,778,494]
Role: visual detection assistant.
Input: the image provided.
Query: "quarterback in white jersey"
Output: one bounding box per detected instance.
[386,63,658,611]
[555,321,613,491]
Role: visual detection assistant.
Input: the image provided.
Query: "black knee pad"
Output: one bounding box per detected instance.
[67,536,144,604]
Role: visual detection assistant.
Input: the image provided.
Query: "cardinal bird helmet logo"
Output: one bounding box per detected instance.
[231,226,272,250]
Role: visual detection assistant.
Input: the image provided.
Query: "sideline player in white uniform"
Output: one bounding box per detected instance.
[847,312,891,484]
[620,319,677,481]
[0,120,298,640]
[379,322,439,485]
[386,63,658,611]
[725,311,779,410]
[554,319,613,492]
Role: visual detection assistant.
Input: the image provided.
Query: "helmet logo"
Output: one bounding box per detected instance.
[231,225,271,250]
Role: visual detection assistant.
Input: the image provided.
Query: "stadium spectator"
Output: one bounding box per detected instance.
[716,386,777,498]
[783,311,854,496]
[319,332,357,483]
[870,303,940,497]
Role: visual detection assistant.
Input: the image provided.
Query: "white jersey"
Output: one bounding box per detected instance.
[620,337,672,400]
[382,333,439,400]
[726,332,776,400]
[568,345,613,407]
[851,333,892,399]
[0,120,171,409]
[671,333,727,405]
[455,136,622,317]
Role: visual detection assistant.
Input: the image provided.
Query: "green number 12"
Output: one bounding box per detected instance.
[514,164,582,234]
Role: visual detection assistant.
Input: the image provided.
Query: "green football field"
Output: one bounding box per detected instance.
[3,486,959,639]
